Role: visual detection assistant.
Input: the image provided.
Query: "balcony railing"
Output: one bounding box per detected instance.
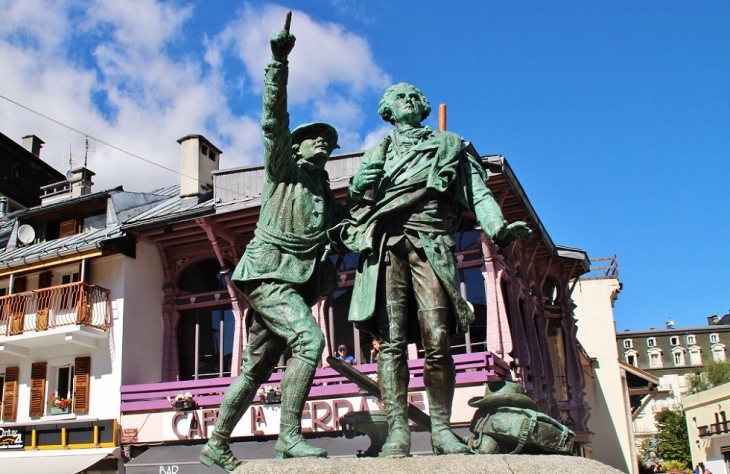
[698,422,730,438]
[121,351,510,413]
[0,282,111,336]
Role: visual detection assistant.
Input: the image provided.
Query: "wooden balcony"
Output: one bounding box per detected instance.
[0,282,110,354]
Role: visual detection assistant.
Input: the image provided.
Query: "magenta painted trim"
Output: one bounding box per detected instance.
[121,351,506,413]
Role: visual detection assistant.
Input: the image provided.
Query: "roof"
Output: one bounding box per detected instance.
[0,186,180,273]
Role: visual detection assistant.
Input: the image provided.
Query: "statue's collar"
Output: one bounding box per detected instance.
[299,160,329,180]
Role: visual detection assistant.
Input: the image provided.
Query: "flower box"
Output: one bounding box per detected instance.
[257,385,281,404]
[50,405,71,415]
[173,399,195,411]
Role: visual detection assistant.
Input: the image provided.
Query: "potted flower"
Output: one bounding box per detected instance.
[49,392,72,415]
[257,385,281,404]
[170,392,195,411]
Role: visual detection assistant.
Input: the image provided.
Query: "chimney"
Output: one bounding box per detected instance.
[177,135,221,197]
[67,167,95,198]
[21,135,45,157]
[709,315,720,326]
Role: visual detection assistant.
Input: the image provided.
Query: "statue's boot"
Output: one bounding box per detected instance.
[421,308,471,455]
[199,374,256,471]
[378,306,411,457]
[275,357,327,459]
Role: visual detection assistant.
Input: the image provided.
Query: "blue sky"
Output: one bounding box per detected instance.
[1,1,729,332]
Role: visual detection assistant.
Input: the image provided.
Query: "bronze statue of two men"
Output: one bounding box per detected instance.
[201,18,531,471]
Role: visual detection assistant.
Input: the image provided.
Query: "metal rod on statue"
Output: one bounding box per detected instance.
[439,103,447,131]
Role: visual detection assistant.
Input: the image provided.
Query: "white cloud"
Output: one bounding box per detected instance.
[210,4,391,102]
[0,1,391,193]
[361,123,393,150]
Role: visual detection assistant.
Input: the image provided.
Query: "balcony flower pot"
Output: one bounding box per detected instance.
[50,405,71,415]
[173,399,195,411]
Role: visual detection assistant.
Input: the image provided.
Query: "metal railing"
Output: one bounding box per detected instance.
[0,282,111,336]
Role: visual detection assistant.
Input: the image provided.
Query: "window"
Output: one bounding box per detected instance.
[626,353,638,367]
[670,336,679,346]
[43,357,91,415]
[647,337,657,348]
[649,351,663,368]
[61,272,80,309]
[673,350,685,366]
[82,213,105,232]
[687,335,696,345]
[56,365,75,403]
[713,346,727,362]
[689,348,702,365]
[201,145,208,156]
[177,308,235,380]
[711,334,720,344]
[624,339,633,349]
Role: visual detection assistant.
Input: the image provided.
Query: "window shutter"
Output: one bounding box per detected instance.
[59,219,77,237]
[29,362,47,418]
[2,367,19,421]
[13,276,26,293]
[38,271,52,288]
[73,356,91,414]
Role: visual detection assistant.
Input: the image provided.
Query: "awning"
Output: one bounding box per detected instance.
[0,447,119,473]
[126,428,472,474]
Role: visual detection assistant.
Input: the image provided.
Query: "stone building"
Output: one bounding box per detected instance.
[616,316,730,446]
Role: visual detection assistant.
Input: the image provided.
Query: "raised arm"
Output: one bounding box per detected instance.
[261,27,296,182]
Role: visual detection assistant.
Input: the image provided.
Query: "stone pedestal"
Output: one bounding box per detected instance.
[230,453,625,474]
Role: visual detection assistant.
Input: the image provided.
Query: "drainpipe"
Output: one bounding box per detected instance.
[0,197,7,217]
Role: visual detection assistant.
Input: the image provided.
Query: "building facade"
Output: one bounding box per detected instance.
[616,321,730,447]
[683,381,730,474]
[1,130,599,472]
[0,132,180,472]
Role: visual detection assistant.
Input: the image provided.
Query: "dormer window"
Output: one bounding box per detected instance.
[82,213,106,232]
[647,337,657,348]
[624,339,633,349]
[686,335,696,345]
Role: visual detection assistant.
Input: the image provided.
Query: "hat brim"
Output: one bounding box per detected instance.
[468,393,540,411]
[291,122,339,150]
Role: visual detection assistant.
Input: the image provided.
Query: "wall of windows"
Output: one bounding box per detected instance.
[175,258,235,380]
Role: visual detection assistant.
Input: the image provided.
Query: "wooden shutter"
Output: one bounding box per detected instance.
[38,271,52,288]
[2,367,19,421]
[59,219,77,238]
[13,276,26,293]
[73,356,91,414]
[29,362,47,418]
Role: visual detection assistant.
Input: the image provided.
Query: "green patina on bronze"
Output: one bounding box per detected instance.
[331,82,532,457]
[200,18,345,472]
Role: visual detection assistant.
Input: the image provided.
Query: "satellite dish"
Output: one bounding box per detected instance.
[17,224,35,245]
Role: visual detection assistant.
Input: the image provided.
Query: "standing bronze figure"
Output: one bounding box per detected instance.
[332,83,532,457]
[200,17,344,471]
